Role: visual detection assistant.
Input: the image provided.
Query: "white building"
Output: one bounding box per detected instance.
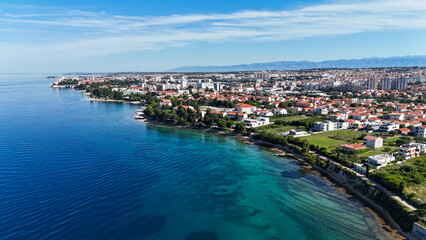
[312,121,337,132]
[398,143,426,159]
[368,154,395,167]
[379,122,399,132]
[389,113,404,121]
[363,136,383,149]
[273,108,288,115]
[337,121,350,129]
[285,129,310,137]
[235,103,257,114]
[243,117,271,128]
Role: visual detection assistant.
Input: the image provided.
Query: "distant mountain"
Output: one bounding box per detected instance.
[168,55,426,72]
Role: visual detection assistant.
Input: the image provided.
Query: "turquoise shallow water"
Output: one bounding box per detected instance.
[0,74,393,239]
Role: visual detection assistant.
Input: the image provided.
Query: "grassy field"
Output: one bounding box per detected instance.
[269,115,310,122]
[383,135,414,146]
[256,125,297,134]
[301,129,364,148]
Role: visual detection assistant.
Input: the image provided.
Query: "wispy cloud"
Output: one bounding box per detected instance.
[1,0,426,62]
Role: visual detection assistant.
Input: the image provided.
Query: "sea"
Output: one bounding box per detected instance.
[0,74,395,240]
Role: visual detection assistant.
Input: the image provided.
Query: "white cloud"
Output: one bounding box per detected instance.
[0,0,426,64]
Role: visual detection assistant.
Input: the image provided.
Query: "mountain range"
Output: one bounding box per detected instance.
[168,55,426,72]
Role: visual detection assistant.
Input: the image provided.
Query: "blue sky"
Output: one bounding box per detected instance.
[1,0,426,73]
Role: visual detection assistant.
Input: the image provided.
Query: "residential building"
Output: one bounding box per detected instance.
[273,108,288,115]
[363,135,383,149]
[398,128,411,135]
[337,121,350,129]
[243,117,271,128]
[394,77,408,90]
[287,129,310,137]
[368,154,395,167]
[226,112,248,120]
[365,78,377,90]
[389,113,404,121]
[413,125,426,138]
[235,103,257,114]
[312,121,337,132]
[398,143,426,159]
[379,122,399,132]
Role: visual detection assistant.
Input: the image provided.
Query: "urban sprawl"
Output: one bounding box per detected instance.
[53,67,426,236]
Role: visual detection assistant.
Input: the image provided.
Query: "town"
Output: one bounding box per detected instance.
[53,67,426,236]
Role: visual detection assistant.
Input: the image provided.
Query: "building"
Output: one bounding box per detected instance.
[379,122,399,132]
[394,77,407,90]
[389,113,405,121]
[367,154,395,167]
[286,129,310,137]
[398,128,411,135]
[273,108,288,115]
[337,121,350,129]
[243,117,271,128]
[235,103,257,114]
[312,121,337,132]
[329,113,348,121]
[379,77,392,90]
[365,78,377,90]
[340,143,367,151]
[398,143,426,159]
[363,136,383,149]
[413,125,426,138]
[226,112,247,120]
[255,109,273,117]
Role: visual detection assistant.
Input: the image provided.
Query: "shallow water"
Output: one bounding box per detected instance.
[0,74,393,239]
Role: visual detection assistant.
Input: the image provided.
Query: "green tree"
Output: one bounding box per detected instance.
[217,119,227,130]
[234,122,246,134]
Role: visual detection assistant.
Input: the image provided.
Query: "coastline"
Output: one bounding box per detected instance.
[134,113,410,240]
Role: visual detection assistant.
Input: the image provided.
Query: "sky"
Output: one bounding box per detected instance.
[1,0,426,73]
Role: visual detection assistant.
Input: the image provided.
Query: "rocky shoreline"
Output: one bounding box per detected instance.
[134,113,410,239]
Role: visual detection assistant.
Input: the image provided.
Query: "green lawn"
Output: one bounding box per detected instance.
[383,136,414,146]
[257,125,298,134]
[269,115,309,122]
[301,129,364,148]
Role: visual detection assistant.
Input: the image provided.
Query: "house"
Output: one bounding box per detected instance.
[340,143,367,150]
[173,105,194,111]
[363,136,383,149]
[329,113,348,121]
[379,122,399,132]
[353,163,367,174]
[389,112,405,121]
[312,121,337,132]
[296,101,313,108]
[413,125,426,138]
[243,117,271,128]
[235,103,256,114]
[364,122,382,131]
[398,128,411,135]
[285,129,310,137]
[274,108,288,115]
[255,109,273,117]
[368,154,395,167]
[399,143,426,158]
[313,107,328,115]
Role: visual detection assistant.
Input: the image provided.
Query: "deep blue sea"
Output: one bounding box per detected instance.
[0,74,394,240]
